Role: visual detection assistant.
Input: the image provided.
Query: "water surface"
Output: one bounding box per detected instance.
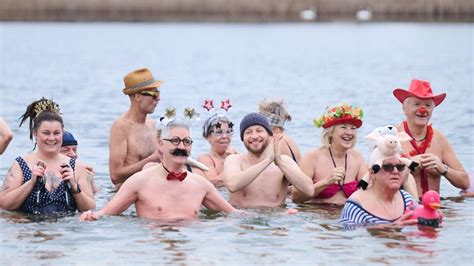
[0,22,473,264]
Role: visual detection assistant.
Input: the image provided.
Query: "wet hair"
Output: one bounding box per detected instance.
[258,99,292,129]
[19,97,63,140]
[160,119,191,140]
[320,125,357,148]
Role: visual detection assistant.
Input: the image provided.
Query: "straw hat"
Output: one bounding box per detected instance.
[393,79,446,106]
[122,68,163,95]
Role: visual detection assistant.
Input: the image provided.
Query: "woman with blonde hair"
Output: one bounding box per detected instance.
[292,103,367,205]
[259,99,301,163]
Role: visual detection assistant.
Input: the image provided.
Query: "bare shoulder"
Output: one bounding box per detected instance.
[303,147,324,158]
[283,134,298,146]
[188,172,213,188]
[111,114,129,132]
[143,162,159,170]
[145,118,156,128]
[197,153,212,164]
[226,153,244,163]
[432,127,448,143]
[348,148,365,161]
[347,188,363,203]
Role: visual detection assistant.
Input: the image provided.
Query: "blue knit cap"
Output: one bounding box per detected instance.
[62,131,78,146]
[239,112,273,141]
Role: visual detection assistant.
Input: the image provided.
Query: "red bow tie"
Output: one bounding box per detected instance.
[163,164,187,182]
[166,171,187,182]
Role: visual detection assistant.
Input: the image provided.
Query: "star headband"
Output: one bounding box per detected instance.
[159,107,200,129]
[202,99,233,138]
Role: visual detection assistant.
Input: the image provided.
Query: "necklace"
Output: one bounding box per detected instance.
[329,148,348,197]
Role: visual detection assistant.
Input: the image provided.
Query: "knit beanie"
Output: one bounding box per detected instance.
[240,112,273,141]
[62,131,78,146]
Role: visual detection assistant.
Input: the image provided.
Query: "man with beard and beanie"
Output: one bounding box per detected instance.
[109,68,163,189]
[223,112,314,208]
[80,119,238,221]
[393,79,469,196]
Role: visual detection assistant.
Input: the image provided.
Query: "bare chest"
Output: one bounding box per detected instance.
[125,125,157,162]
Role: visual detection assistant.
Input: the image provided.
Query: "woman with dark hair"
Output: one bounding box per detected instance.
[0,98,95,215]
[193,109,237,187]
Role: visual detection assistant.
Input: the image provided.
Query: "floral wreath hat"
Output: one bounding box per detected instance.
[201,99,233,138]
[313,103,364,129]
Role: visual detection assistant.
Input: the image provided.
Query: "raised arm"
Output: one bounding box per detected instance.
[273,134,313,197]
[223,153,273,193]
[0,117,13,155]
[0,161,38,210]
[108,121,160,186]
[80,175,139,221]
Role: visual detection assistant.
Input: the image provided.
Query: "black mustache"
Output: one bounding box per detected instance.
[170,148,189,157]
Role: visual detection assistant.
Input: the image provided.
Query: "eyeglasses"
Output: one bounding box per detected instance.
[139,90,160,100]
[163,136,193,146]
[381,164,406,172]
[211,129,234,137]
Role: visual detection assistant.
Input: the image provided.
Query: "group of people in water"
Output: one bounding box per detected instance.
[0,67,472,228]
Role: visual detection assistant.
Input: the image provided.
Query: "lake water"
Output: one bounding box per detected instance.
[0,22,473,265]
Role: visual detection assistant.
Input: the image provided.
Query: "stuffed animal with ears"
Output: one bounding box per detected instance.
[357,125,419,190]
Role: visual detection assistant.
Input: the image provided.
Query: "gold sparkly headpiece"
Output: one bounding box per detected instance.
[34,97,61,116]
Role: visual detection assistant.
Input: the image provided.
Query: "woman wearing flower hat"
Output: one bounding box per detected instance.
[292,103,367,205]
[0,98,95,214]
[393,79,469,196]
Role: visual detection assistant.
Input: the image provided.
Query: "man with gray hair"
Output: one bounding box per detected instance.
[81,119,237,221]
[394,79,469,196]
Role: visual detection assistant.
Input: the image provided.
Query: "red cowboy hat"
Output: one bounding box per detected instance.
[393,79,446,106]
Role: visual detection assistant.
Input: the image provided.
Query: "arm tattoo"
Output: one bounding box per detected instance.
[0,166,14,191]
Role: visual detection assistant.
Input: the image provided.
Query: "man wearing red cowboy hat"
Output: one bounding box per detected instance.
[109,68,163,188]
[394,79,469,196]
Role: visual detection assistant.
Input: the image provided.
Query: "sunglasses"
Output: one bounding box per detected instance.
[163,136,193,146]
[139,90,160,100]
[211,129,234,137]
[381,164,406,172]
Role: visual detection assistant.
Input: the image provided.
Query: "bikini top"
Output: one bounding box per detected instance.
[314,180,358,199]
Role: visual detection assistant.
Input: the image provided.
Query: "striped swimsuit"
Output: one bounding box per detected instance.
[339,189,415,229]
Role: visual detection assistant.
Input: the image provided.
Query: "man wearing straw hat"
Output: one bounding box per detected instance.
[393,79,469,196]
[109,68,162,189]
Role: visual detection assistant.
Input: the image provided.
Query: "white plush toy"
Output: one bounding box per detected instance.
[357,125,417,190]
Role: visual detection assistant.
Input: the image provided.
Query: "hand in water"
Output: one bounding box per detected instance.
[80,210,103,221]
